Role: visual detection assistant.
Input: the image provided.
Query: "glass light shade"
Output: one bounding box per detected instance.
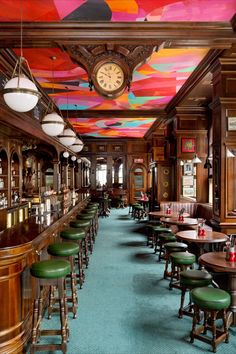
[58,128,76,146]
[77,158,82,163]
[3,75,40,112]
[41,112,65,136]
[226,148,235,158]
[63,151,69,158]
[71,156,76,161]
[70,138,84,153]
[192,154,202,164]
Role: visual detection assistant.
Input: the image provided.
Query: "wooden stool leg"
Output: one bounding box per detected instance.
[178,287,186,318]
[58,280,68,354]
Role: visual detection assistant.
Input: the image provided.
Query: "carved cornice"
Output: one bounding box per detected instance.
[0,22,235,48]
[63,43,156,79]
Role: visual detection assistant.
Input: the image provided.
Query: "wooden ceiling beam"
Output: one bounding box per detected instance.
[0,21,235,48]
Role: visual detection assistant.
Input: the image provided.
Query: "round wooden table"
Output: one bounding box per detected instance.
[199,251,236,327]
[149,211,190,218]
[160,217,198,231]
[176,229,228,254]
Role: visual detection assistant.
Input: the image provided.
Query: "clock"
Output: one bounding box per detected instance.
[91,58,129,98]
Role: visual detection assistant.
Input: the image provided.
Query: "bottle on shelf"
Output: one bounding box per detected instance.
[0,178,4,189]
[0,158,2,175]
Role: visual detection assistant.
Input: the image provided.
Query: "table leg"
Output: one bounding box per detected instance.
[227,274,236,326]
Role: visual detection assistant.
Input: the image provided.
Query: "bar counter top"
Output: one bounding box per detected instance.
[0,195,89,354]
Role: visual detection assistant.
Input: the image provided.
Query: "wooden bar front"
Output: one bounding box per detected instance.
[0,196,88,354]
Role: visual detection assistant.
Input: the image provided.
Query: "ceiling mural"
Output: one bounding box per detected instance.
[0,0,235,22]
[68,118,158,138]
[1,0,235,138]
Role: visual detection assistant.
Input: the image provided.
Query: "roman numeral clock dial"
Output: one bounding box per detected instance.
[92,60,128,98]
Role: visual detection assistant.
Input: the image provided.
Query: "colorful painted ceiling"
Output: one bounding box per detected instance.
[0,0,235,22]
[1,1,235,138]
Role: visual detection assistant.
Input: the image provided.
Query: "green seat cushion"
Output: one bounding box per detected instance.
[70,220,90,228]
[134,205,144,210]
[76,214,93,221]
[164,242,188,252]
[60,228,86,240]
[170,251,196,265]
[85,206,97,211]
[48,242,80,257]
[191,287,231,311]
[180,270,212,287]
[153,227,172,234]
[81,210,96,215]
[158,234,176,242]
[30,259,71,279]
[88,203,99,207]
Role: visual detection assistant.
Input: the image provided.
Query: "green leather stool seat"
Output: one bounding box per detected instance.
[48,242,80,257]
[134,205,144,210]
[70,220,90,228]
[30,259,71,279]
[164,242,188,253]
[88,203,99,207]
[159,233,176,242]
[191,287,231,311]
[84,207,97,212]
[77,214,93,220]
[180,270,212,288]
[60,228,86,240]
[171,251,196,265]
[81,210,96,215]
[153,226,172,233]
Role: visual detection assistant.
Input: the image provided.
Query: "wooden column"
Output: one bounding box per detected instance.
[53,160,60,193]
[211,55,236,233]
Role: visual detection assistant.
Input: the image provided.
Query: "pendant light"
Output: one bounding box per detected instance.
[58,128,76,146]
[41,57,65,136]
[3,1,41,112]
[63,151,69,158]
[70,138,84,153]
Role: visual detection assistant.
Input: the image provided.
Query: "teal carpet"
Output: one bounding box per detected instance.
[35,208,236,354]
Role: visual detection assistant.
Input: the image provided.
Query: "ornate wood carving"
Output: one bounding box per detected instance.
[63,43,156,81]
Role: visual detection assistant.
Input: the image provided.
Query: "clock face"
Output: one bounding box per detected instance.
[95,62,125,93]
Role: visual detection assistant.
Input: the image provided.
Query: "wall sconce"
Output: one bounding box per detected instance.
[226,148,235,158]
[203,158,212,169]
[63,151,69,158]
[192,154,202,164]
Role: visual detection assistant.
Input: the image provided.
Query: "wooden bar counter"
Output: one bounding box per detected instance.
[0,195,88,354]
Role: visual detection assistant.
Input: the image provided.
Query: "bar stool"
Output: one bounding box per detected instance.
[163,242,188,279]
[190,287,231,352]
[145,221,163,247]
[153,227,173,254]
[77,212,96,244]
[178,269,212,318]
[72,218,93,253]
[30,259,71,354]
[60,227,87,286]
[157,232,176,262]
[169,251,196,290]
[47,242,80,319]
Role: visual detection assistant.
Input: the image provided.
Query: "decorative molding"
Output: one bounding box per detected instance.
[0,22,235,47]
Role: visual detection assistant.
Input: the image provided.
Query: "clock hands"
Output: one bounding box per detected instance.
[100,71,111,79]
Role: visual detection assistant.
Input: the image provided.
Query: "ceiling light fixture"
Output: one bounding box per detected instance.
[41,56,65,136]
[2,1,41,112]
[58,128,76,146]
[70,138,84,153]
[71,156,76,161]
[192,154,202,164]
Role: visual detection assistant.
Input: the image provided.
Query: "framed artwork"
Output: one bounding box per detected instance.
[184,162,193,175]
[228,117,236,131]
[181,138,196,153]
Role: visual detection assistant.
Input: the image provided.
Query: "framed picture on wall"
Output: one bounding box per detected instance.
[181,138,196,153]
